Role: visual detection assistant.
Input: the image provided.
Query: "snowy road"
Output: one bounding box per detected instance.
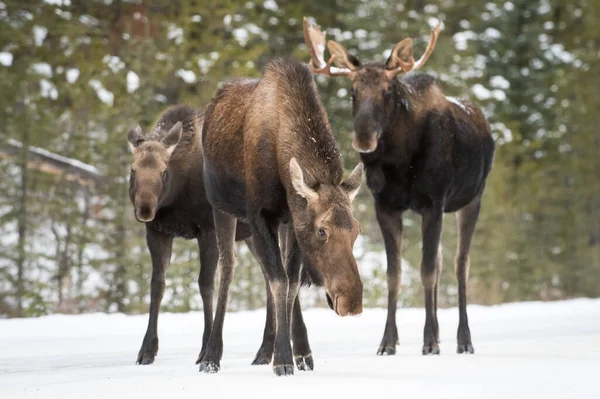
[1,299,599,399]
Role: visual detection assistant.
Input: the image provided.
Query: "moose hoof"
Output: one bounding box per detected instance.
[422,345,440,355]
[295,355,314,371]
[251,355,271,366]
[137,352,156,365]
[199,360,220,374]
[273,364,294,376]
[377,345,396,356]
[457,344,475,354]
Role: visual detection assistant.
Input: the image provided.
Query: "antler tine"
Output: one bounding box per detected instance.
[303,17,353,77]
[413,20,442,70]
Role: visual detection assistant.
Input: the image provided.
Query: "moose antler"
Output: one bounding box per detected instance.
[386,20,442,78]
[303,17,354,77]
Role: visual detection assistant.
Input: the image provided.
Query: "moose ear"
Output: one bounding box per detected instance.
[327,41,360,71]
[386,38,414,71]
[289,157,318,202]
[127,124,145,153]
[341,162,364,202]
[161,121,182,156]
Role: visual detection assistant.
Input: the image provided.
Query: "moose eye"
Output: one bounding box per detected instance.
[317,228,327,240]
[160,170,167,179]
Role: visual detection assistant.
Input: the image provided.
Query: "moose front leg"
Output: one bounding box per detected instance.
[375,204,404,355]
[279,223,308,371]
[420,203,444,355]
[249,213,294,376]
[292,295,313,370]
[137,227,173,365]
[198,210,237,373]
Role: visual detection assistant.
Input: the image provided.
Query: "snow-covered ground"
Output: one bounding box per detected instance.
[1,299,599,399]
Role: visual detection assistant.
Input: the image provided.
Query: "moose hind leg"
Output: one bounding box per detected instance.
[375,204,404,355]
[195,232,218,364]
[198,210,237,373]
[433,245,442,344]
[137,228,173,365]
[420,204,444,355]
[244,237,276,365]
[252,266,276,365]
[455,198,481,354]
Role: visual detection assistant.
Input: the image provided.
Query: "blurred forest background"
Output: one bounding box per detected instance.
[0,0,598,317]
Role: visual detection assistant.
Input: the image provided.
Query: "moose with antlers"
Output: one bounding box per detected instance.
[303,18,495,355]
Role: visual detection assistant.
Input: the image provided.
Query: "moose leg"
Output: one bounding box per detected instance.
[375,204,404,355]
[433,245,442,344]
[249,213,294,376]
[252,266,276,365]
[292,294,313,371]
[198,210,237,373]
[137,227,173,365]
[421,203,444,355]
[195,232,218,363]
[279,223,307,371]
[455,198,481,354]
[248,234,277,366]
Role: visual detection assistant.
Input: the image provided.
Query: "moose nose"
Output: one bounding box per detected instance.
[136,203,156,222]
[352,134,378,153]
[329,276,364,317]
[334,294,363,317]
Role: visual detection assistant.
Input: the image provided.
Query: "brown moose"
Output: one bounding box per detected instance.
[127,105,313,367]
[200,59,364,376]
[304,18,495,356]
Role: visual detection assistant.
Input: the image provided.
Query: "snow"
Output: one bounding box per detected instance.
[89,79,114,106]
[483,27,501,40]
[167,24,183,44]
[452,30,476,51]
[31,62,52,77]
[175,69,196,84]
[44,0,71,5]
[490,75,510,90]
[548,43,575,64]
[471,83,492,100]
[102,55,124,73]
[0,51,13,66]
[65,68,79,83]
[263,0,278,11]
[233,28,249,46]
[127,71,139,93]
[7,138,102,176]
[446,96,470,114]
[33,25,48,46]
[1,299,599,399]
[40,79,58,99]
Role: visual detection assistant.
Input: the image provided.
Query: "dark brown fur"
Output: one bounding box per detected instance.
[312,41,495,356]
[200,59,364,376]
[126,105,310,367]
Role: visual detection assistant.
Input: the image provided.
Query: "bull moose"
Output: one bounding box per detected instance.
[303,18,495,355]
[127,105,313,367]
[200,58,364,376]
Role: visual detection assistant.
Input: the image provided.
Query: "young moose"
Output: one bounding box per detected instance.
[201,59,364,376]
[127,105,313,367]
[304,18,495,355]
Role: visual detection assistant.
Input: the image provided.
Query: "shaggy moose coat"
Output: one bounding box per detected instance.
[200,59,364,376]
